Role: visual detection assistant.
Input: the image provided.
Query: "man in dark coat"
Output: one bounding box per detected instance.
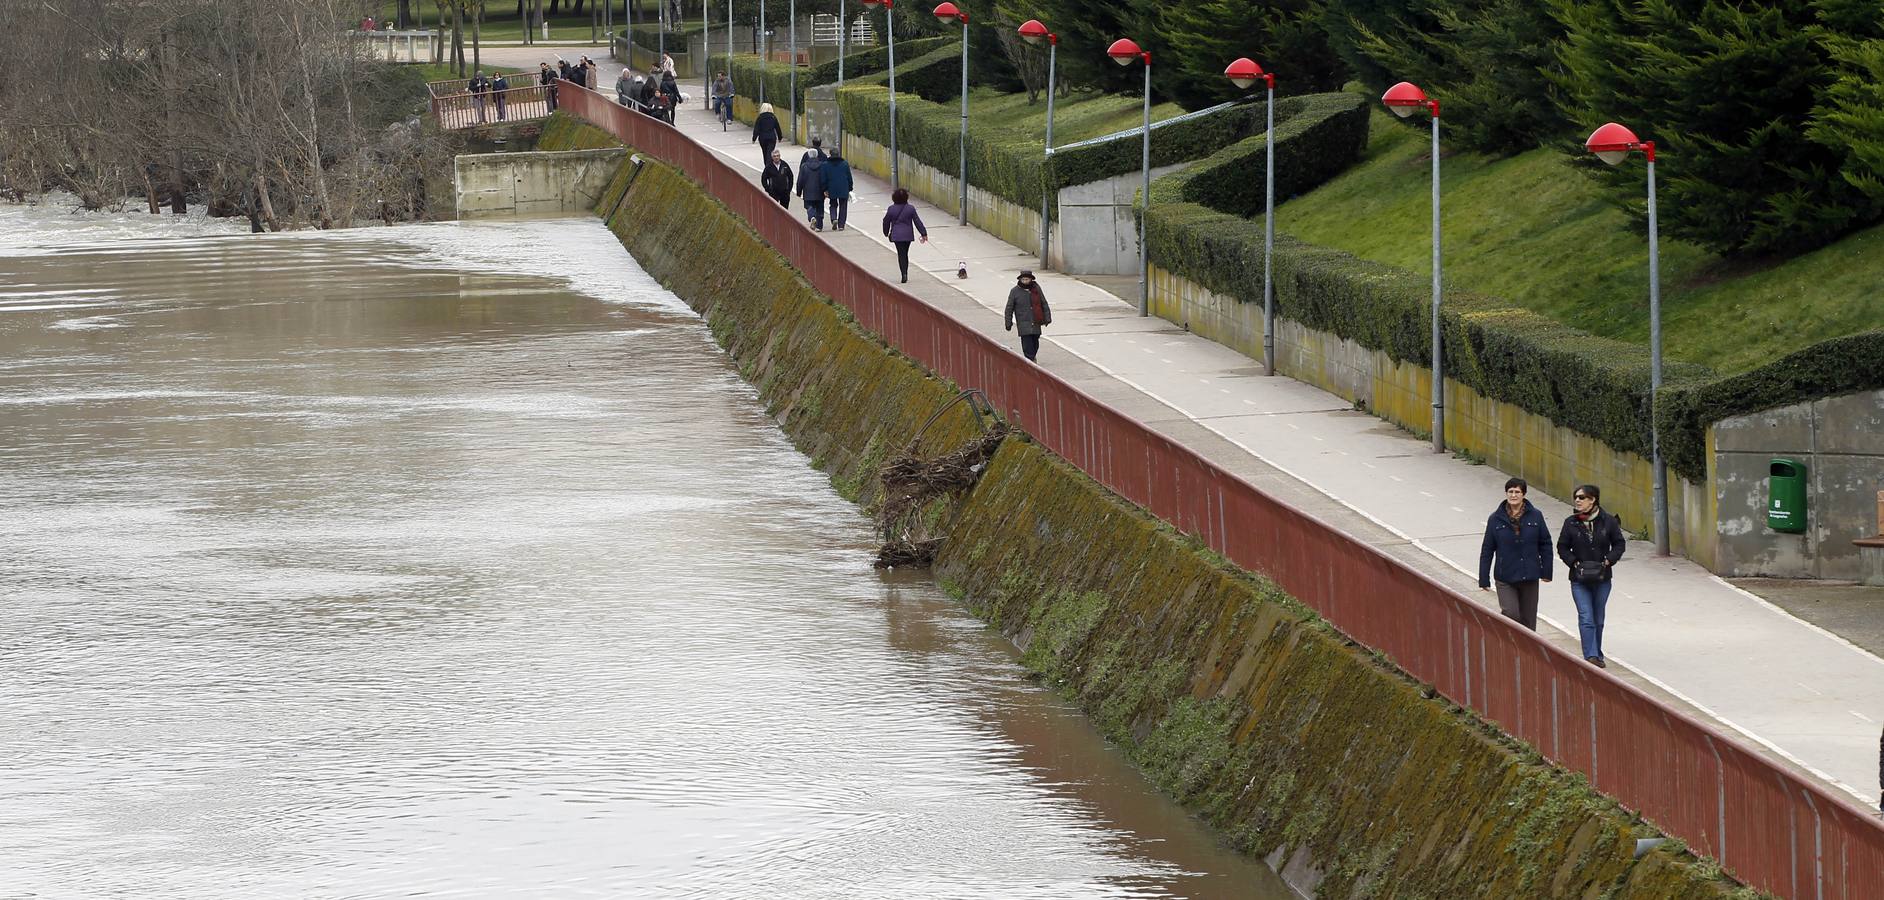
[539,62,558,112]
[795,139,827,230]
[820,152,854,231]
[1003,271,1052,362]
[761,149,793,208]
[491,71,510,121]
[468,70,491,123]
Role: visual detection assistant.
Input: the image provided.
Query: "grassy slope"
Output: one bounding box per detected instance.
[1280,110,1884,374]
[960,87,1189,145]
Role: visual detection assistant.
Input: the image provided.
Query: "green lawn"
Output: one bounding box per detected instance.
[1279,110,1883,373]
[961,86,1188,145]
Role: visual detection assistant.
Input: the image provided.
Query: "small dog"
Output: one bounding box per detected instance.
[956,261,968,279]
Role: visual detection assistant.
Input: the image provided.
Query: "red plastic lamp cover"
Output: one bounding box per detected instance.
[1107,38,1142,65]
[1585,121,1640,152]
[1224,57,1264,89]
[1381,81,1428,108]
[932,1,960,19]
[1018,19,1049,43]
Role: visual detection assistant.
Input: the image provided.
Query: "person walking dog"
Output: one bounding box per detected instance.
[1557,484,1627,668]
[752,102,783,168]
[1477,477,1553,630]
[881,188,928,282]
[1004,271,1052,362]
[821,152,854,232]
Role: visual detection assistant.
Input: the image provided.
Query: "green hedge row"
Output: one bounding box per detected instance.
[1159,93,1369,217]
[722,37,954,119]
[835,61,1272,217]
[1658,332,1884,480]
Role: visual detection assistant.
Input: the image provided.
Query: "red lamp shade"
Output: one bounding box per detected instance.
[1586,122,1641,165]
[932,1,961,20]
[1224,57,1264,90]
[1381,81,1429,118]
[1018,19,1050,46]
[860,0,882,7]
[1107,38,1142,67]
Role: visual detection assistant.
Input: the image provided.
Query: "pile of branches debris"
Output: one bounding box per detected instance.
[874,422,1008,569]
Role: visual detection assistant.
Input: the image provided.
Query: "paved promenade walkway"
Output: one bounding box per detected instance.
[638,87,1884,805]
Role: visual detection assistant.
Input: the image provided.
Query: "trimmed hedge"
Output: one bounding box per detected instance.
[1658,332,1884,480]
[834,62,1275,217]
[723,37,953,120]
[1161,92,1370,216]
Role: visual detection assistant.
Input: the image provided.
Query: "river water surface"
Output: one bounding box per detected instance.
[0,204,1292,899]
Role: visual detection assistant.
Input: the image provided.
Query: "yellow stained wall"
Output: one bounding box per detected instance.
[1149,264,1718,568]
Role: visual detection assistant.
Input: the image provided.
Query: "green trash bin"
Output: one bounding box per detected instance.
[1768,458,1807,534]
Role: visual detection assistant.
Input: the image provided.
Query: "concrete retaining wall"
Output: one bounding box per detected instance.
[1714,389,1884,579]
[452,149,626,218]
[535,115,1747,898]
[1147,263,1718,567]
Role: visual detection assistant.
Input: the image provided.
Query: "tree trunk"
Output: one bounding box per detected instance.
[252,169,278,232]
[452,2,466,76]
[397,0,413,29]
[473,1,482,73]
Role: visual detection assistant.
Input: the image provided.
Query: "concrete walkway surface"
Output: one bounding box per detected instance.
[615,80,1884,807]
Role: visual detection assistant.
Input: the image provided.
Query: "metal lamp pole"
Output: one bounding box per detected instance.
[1588,122,1668,556]
[1383,81,1444,452]
[724,0,733,130]
[861,0,897,184]
[759,0,766,105]
[934,3,968,223]
[1019,20,1056,270]
[1107,39,1151,316]
[703,0,710,108]
[788,0,797,141]
[1226,58,1276,375]
[836,0,845,150]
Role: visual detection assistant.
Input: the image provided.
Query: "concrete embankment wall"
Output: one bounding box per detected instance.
[453,149,625,218]
[534,112,1750,898]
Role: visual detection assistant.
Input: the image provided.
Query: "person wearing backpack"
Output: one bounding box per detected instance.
[1003,271,1052,362]
[1477,477,1553,630]
[1557,484,1627,668]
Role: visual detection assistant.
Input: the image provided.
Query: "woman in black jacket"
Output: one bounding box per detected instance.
[1477,477,1552,630]
[1556,484,1627,668]
[752,103,784,168]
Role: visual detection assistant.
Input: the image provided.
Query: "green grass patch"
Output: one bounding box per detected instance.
[1280,110,1884,373]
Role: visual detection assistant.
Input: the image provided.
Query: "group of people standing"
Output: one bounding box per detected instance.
[618,56,681,124]
[466,70,513,123]
[536,57,598,114]
[1478,478,1628,667]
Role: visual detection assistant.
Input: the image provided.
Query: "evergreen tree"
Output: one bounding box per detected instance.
[1807,0,1884,203]
[1551,0,1878,257]
[1158,0,1348,110]
[1328,0,1568,155]
[1001,0,1158,96]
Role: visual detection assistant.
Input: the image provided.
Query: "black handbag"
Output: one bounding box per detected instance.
[1573,559,1606,583]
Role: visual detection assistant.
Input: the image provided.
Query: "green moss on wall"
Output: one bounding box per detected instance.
[550,115,1755,897]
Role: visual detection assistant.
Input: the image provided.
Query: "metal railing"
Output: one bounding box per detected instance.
[429,82,555,130]
[554,85,1884,899]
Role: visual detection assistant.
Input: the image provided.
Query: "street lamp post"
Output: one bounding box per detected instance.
[1587,121,1669,557]
[724,0,733,131]
[703,0,710,109]
[759,0,766,105]
[788,0,797,142]
[1018,19,1056,270]
[861,0,898,185]
[1382,81,1444,453]
[1107,38,1151,316]
[934,2,969,224]
[836,0,845,150]
[1225,57,1276,376]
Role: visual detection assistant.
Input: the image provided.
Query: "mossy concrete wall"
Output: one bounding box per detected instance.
[534,114,1750,898]
[1148,262,1719,569]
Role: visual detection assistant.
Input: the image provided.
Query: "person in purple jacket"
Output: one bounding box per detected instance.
[880,188,928,283]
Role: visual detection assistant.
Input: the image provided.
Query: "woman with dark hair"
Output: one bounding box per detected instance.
[1477,476,1553,630]
[1003,271,1052,362]
[1556,484,1627,668]
[881,188,928,283]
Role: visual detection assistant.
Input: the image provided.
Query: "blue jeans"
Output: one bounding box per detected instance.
[1569,579,1612,660]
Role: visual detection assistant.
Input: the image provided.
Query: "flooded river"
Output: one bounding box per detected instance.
[0,204,1292,898]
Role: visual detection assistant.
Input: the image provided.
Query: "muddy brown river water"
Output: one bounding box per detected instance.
[0,205,1294,898]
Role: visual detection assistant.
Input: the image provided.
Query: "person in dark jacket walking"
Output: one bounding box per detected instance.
[1557,484,1627,667]
[752,103,783,168]
[882,188,928,282]
[1478,477,1553,630]
[795,142,826,230]
[821,152,854,231]
[1004,271,1052,361]
[761,149,793,208]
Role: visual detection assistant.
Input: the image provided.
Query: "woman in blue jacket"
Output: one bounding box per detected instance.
[1478,477,1553,631]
